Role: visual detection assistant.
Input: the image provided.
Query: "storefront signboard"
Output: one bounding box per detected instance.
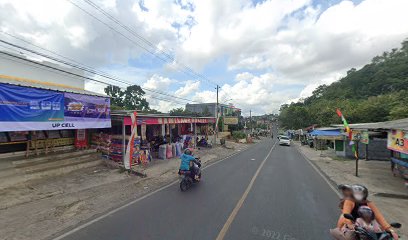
[124,117,216,126]
[388,129,408,154]
[352,130,369,144]
[0,83,111,131]
[224,117,239,125]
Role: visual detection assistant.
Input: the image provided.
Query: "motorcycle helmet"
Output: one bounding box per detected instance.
[358,206,375,221]
[184,148,192,155]
[352,184,368,201]
[338,184,352,190]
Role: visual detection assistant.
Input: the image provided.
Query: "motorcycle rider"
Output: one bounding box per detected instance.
[179,148,201,180]
[338,184,353,210]
[355,206,383,234]
[330,184,399,240]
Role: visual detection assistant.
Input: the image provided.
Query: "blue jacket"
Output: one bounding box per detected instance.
[180,154,196,171]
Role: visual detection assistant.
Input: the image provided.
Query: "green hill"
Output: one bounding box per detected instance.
[279,39,408,129]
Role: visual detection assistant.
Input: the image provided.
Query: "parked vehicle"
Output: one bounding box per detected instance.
[279,136,291,146]
[343,214,401,240]
[179,158,202,191]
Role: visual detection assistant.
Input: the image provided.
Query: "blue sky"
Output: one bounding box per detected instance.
[1,0,408,115]
[123,0,368,96]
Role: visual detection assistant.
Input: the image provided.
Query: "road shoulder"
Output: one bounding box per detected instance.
[294,142,408,237]
[1,139,264,240]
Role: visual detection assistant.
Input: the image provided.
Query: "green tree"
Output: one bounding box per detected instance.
[104,85,150,111]
[169,107,185,115]
[278,39,408,128]
[123,85,150,111]
[104,85,125,109]
[169,107,194,116]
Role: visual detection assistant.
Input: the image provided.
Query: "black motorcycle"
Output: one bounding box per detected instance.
[179,158,201,192]
[343,214,402,240]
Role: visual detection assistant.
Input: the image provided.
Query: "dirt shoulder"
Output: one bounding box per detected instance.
[0,139,260,240]
[295,142,408,237]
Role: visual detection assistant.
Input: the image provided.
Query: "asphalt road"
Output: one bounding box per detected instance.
[56,131,340,240]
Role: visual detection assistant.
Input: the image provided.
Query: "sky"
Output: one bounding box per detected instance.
[1,0,408,116]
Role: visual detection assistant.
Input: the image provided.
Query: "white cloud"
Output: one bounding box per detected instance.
[188,72,300,115]
[2,0,408,115]
[142,74,174,91]
[174,80,200,97]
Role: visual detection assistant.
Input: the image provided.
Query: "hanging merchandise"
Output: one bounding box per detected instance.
[158,144,167,159]
[171,143,176,157]
[91,132,111,156]
[175,142,182,156]
[166,143,173,159]
[141,123,146,140]
[166,124,170,136]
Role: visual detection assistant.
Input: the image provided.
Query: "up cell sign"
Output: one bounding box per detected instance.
[387,129,408,154]
[0,83,111,131]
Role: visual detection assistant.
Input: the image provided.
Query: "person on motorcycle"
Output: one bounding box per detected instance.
[338,184,353,210]
[355,206,383,233]
[330,184,399,240]
[179,149,201,180]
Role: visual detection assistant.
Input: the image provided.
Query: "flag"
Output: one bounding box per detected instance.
[336,108,358,158]
[336,108,351,136]
[124,111,137,170]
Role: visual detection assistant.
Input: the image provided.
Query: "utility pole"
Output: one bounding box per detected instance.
[249,109,252,133]
[214,85,220,145]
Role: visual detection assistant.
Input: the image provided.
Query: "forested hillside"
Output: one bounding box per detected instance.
[279,39,408,129]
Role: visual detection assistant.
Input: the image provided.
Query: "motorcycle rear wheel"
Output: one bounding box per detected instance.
[180,179,189,191]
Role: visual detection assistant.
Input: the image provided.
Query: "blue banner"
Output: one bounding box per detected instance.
[0,83,64,122]
[0,83,111,131]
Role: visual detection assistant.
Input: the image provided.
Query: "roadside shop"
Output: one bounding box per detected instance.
[387,126,408,180]
[93,111,216,167]
[0,77,111,160]
[333,118,408,180]
[308,128,344,152]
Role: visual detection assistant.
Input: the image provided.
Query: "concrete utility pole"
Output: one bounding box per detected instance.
[249,110,252,133]
[214,85,220,145]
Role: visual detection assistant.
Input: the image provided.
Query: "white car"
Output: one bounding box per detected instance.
[279,136,291,146]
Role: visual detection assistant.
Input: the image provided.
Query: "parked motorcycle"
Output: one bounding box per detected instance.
[179,158,201,192]
[343,214,402,240]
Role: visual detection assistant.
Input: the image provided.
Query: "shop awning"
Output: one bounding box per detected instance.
[123,116,216,126]
[309,129,343,140]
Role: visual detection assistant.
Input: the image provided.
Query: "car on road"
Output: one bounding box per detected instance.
[279,136,291,146]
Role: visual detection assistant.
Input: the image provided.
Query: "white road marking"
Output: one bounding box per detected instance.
[52,141,266,240]
[215,141,278,240]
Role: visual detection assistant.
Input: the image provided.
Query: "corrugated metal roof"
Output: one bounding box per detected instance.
[0,75,107,97]
[332,118,408,131]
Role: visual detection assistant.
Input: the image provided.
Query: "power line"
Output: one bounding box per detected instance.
[81,0,218,87]
[0,37,201,104]
[1,31,207,104]
[87,1,217,87]
[0,49,189,106]
[66,0,216,88]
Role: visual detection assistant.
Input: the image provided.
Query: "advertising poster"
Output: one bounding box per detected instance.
[0,83,111,131]
[388,129,408,154]
[224,116,239,125]
[352,130,369,144]
[64,92,111,129]
[0,83,64,131]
